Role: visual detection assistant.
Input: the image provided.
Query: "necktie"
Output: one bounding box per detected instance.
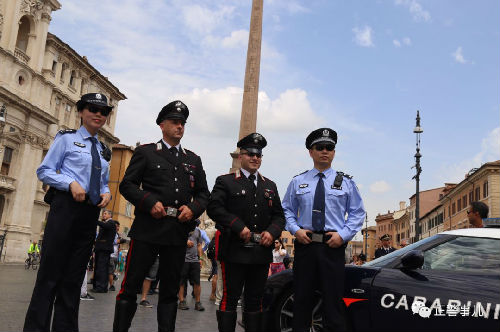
[89,137,101,205]
[248,174,257,190]
[169,147,178,157]
[312,173,325,232]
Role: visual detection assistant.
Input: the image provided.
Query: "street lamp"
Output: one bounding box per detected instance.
[364,213,368,256]
[412,110,423,242]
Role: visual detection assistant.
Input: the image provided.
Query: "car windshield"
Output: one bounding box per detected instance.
[364,235,439,267]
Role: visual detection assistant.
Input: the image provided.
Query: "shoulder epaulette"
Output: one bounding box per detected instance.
[183,148,198,156]
[57,129,76,135]
[293,170,308,178]
[337,171,353,179]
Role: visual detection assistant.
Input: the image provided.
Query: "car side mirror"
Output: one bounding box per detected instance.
[401,250,424,270]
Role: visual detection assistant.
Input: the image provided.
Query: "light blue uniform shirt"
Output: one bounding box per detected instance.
[282,167,365,242]
[37,126,110,195]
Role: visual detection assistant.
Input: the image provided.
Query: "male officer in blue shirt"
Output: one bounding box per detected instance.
[24,93,113,332]
[282,128,365,332]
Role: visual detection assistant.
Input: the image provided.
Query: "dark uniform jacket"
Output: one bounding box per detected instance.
[374,246,396,258]
[94,219,117,252]
[119,141,209,246]
[207,169,285,264]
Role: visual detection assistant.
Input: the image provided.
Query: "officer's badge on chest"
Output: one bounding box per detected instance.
[182,163,196,188]
[264,189,275,207]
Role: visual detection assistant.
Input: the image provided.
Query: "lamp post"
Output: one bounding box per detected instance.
[412,111,423,242]
[364,213,368,256]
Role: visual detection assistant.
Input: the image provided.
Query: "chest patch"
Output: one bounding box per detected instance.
[299,184,308,188]
[74,142,86,148]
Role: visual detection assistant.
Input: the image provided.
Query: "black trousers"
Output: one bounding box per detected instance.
[292,242,346,332]
[24,191,99,332]
[220,261,268,312]
[94,250,111,291]
[116,239,186,305]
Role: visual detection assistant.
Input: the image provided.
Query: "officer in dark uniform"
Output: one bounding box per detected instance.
[113,101,209,332]
[24,93,113,332]
[374,234,396,258]
[282,128,365,332]
[92,210,118,292]
[207,133,285,332]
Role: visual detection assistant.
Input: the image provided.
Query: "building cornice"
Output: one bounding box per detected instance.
[440,161,500,201]
[46,33,126,101]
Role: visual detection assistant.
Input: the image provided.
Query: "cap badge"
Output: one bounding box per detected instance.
[175,101,182,107]
[323,129,329,137]
[96,93,102,100]
[177,108,181,112]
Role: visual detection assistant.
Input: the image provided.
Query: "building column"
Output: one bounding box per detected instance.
[2,134,45,262]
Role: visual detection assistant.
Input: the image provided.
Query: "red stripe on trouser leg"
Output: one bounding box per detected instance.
[214,230,220,261]
[220,261,228,311]
[116,239,134,301]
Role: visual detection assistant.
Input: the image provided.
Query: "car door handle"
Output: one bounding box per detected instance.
[351,288,365,294]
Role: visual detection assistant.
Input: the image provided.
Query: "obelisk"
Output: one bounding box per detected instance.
[230,0,263,172]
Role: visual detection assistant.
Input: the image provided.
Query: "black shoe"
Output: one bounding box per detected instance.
[80,294,95,301]
[113,300,137,332]
[140,300,153,308]
[109,285,116,291]
[216,310,237,332]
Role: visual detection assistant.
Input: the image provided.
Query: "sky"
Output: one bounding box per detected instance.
[49,0,500,235]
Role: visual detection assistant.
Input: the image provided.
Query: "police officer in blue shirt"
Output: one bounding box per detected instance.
[282,128,365,332]
[24,93,113,332]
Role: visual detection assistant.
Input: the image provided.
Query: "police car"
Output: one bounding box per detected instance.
[263,222,500,332]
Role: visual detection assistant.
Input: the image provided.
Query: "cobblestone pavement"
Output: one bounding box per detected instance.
[0,264,244,331]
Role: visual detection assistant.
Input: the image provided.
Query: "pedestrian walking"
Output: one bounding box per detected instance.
[24,93,113,332]
[112,100,209,332]
[282,128,365,332]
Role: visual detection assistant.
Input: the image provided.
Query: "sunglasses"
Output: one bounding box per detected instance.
[313,144,335,151]
[241,152,262,158]
[87,106,111,117]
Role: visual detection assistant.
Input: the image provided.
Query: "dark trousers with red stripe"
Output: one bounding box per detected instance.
[116,239,186,306]
[292,242,346,332]
[220,262,268,312]
[24,191,99,332]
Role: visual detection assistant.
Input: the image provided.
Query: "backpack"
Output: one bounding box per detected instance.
[206,238,216,260]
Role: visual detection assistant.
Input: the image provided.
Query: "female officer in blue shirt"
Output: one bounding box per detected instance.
[24,93,113,332]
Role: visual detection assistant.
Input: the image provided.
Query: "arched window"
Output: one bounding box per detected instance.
[80,78,87,94]
[16,16,30,52]
[69,70,76,87]
[60,63,68,81]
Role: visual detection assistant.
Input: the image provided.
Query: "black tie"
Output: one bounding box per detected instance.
[169,147,178,157]
[89,137,101,205]
[312,173,325,232]
[248,174,256,190]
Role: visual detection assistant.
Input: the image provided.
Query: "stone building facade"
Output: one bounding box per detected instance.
[107,144,135,237]
[419,160,500,238]
[0,0,125,262]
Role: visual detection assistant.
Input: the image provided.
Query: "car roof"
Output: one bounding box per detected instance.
[440,227,500,239]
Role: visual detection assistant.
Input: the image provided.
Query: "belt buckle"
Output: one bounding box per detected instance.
[251,233,262,243]
[311,233,324,243]
[166,207,177,217]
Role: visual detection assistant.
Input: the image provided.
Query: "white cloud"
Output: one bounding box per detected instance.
[395,0,431,22]
[370,181,391,193]
[452,46,467,64]
[437,127,500,183]
[221,30,249,48]
[181,4,235,35]
[393,37,411,48]
[352,26,374,48]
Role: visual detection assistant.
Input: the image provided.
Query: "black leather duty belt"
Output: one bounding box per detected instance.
[307,230,337,243]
